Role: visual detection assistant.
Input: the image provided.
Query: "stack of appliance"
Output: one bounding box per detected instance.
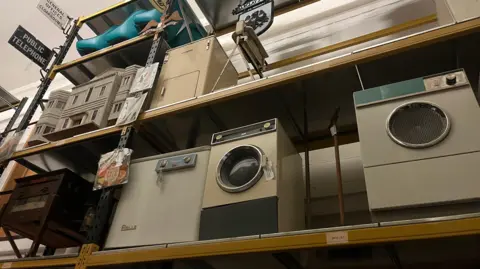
[104,119,305,248]
[354,69,480,222]
[0,169,95,256]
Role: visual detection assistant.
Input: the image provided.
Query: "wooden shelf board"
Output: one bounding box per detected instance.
[10,18,480,162]
[11,126,122,159]
[86,217,480,266]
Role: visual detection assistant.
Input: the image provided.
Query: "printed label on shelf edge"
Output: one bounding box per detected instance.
[37,0,70,30]
[326,231,349,244]
[8,25,53,70]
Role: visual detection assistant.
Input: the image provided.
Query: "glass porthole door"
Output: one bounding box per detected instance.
[216,145,265,193]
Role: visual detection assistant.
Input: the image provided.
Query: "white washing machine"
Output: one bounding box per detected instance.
[200,119,305,240]
[354,69,480,221]
[104,146,210,248]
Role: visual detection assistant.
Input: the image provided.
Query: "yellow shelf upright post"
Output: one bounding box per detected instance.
[75,244,99,269]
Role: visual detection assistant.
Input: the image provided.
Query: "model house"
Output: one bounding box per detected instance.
[108,65,141,125]
[45,65,141,141]
[28,90,70,146]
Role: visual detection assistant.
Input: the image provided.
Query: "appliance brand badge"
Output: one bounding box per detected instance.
[121,224,137,231]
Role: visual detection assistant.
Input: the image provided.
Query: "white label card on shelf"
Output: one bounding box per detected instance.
[2,262,12,268]
[326,231,349,244]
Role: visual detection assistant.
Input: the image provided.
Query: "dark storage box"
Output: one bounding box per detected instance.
[0,169,93,249]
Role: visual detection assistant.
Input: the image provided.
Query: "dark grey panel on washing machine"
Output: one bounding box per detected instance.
[199,197,278,240]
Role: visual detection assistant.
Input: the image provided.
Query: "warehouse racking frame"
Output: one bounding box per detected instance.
[0,0,479,267]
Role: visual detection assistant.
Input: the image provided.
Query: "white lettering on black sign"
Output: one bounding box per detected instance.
[8,25,53,69]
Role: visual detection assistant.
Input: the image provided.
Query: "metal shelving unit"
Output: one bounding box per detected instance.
[0,214,479,268]
[1,0,480,267]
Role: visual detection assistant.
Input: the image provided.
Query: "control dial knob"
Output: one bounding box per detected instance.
[446,74,457,86]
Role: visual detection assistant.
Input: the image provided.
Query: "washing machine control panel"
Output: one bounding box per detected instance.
[155,153,198,172]
[211,119,277,145]
[424,70,469,92]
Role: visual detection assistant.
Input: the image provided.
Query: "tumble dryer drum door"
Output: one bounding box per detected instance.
[216,145,265,193]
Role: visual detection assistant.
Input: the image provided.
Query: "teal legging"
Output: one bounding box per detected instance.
[76,8,204,56]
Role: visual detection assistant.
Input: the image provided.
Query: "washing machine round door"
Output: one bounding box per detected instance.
[387,101,450,148]
[216,145,265,193]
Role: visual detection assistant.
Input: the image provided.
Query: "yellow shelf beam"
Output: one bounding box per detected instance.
[86,217,480,267]
[12,126,122,159]
[0,256,77,269]
[0,217,479,268]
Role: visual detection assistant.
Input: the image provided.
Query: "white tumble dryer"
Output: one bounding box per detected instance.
[199,119,305,240]
[104,146,210,249]
[354,69,480,221]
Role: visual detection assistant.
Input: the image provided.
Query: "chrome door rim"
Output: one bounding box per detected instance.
[386,101,451,149]
[216,145,265,193]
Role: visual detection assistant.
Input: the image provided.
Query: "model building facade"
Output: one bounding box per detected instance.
[108,65,141,125]
[28,90,70,146]
[45,65,141,141]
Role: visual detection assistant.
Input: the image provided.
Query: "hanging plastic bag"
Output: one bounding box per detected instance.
[94,148,133,190]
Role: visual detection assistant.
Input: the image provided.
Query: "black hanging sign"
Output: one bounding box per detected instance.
[8,25,54,70]
[233,0,274,36]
